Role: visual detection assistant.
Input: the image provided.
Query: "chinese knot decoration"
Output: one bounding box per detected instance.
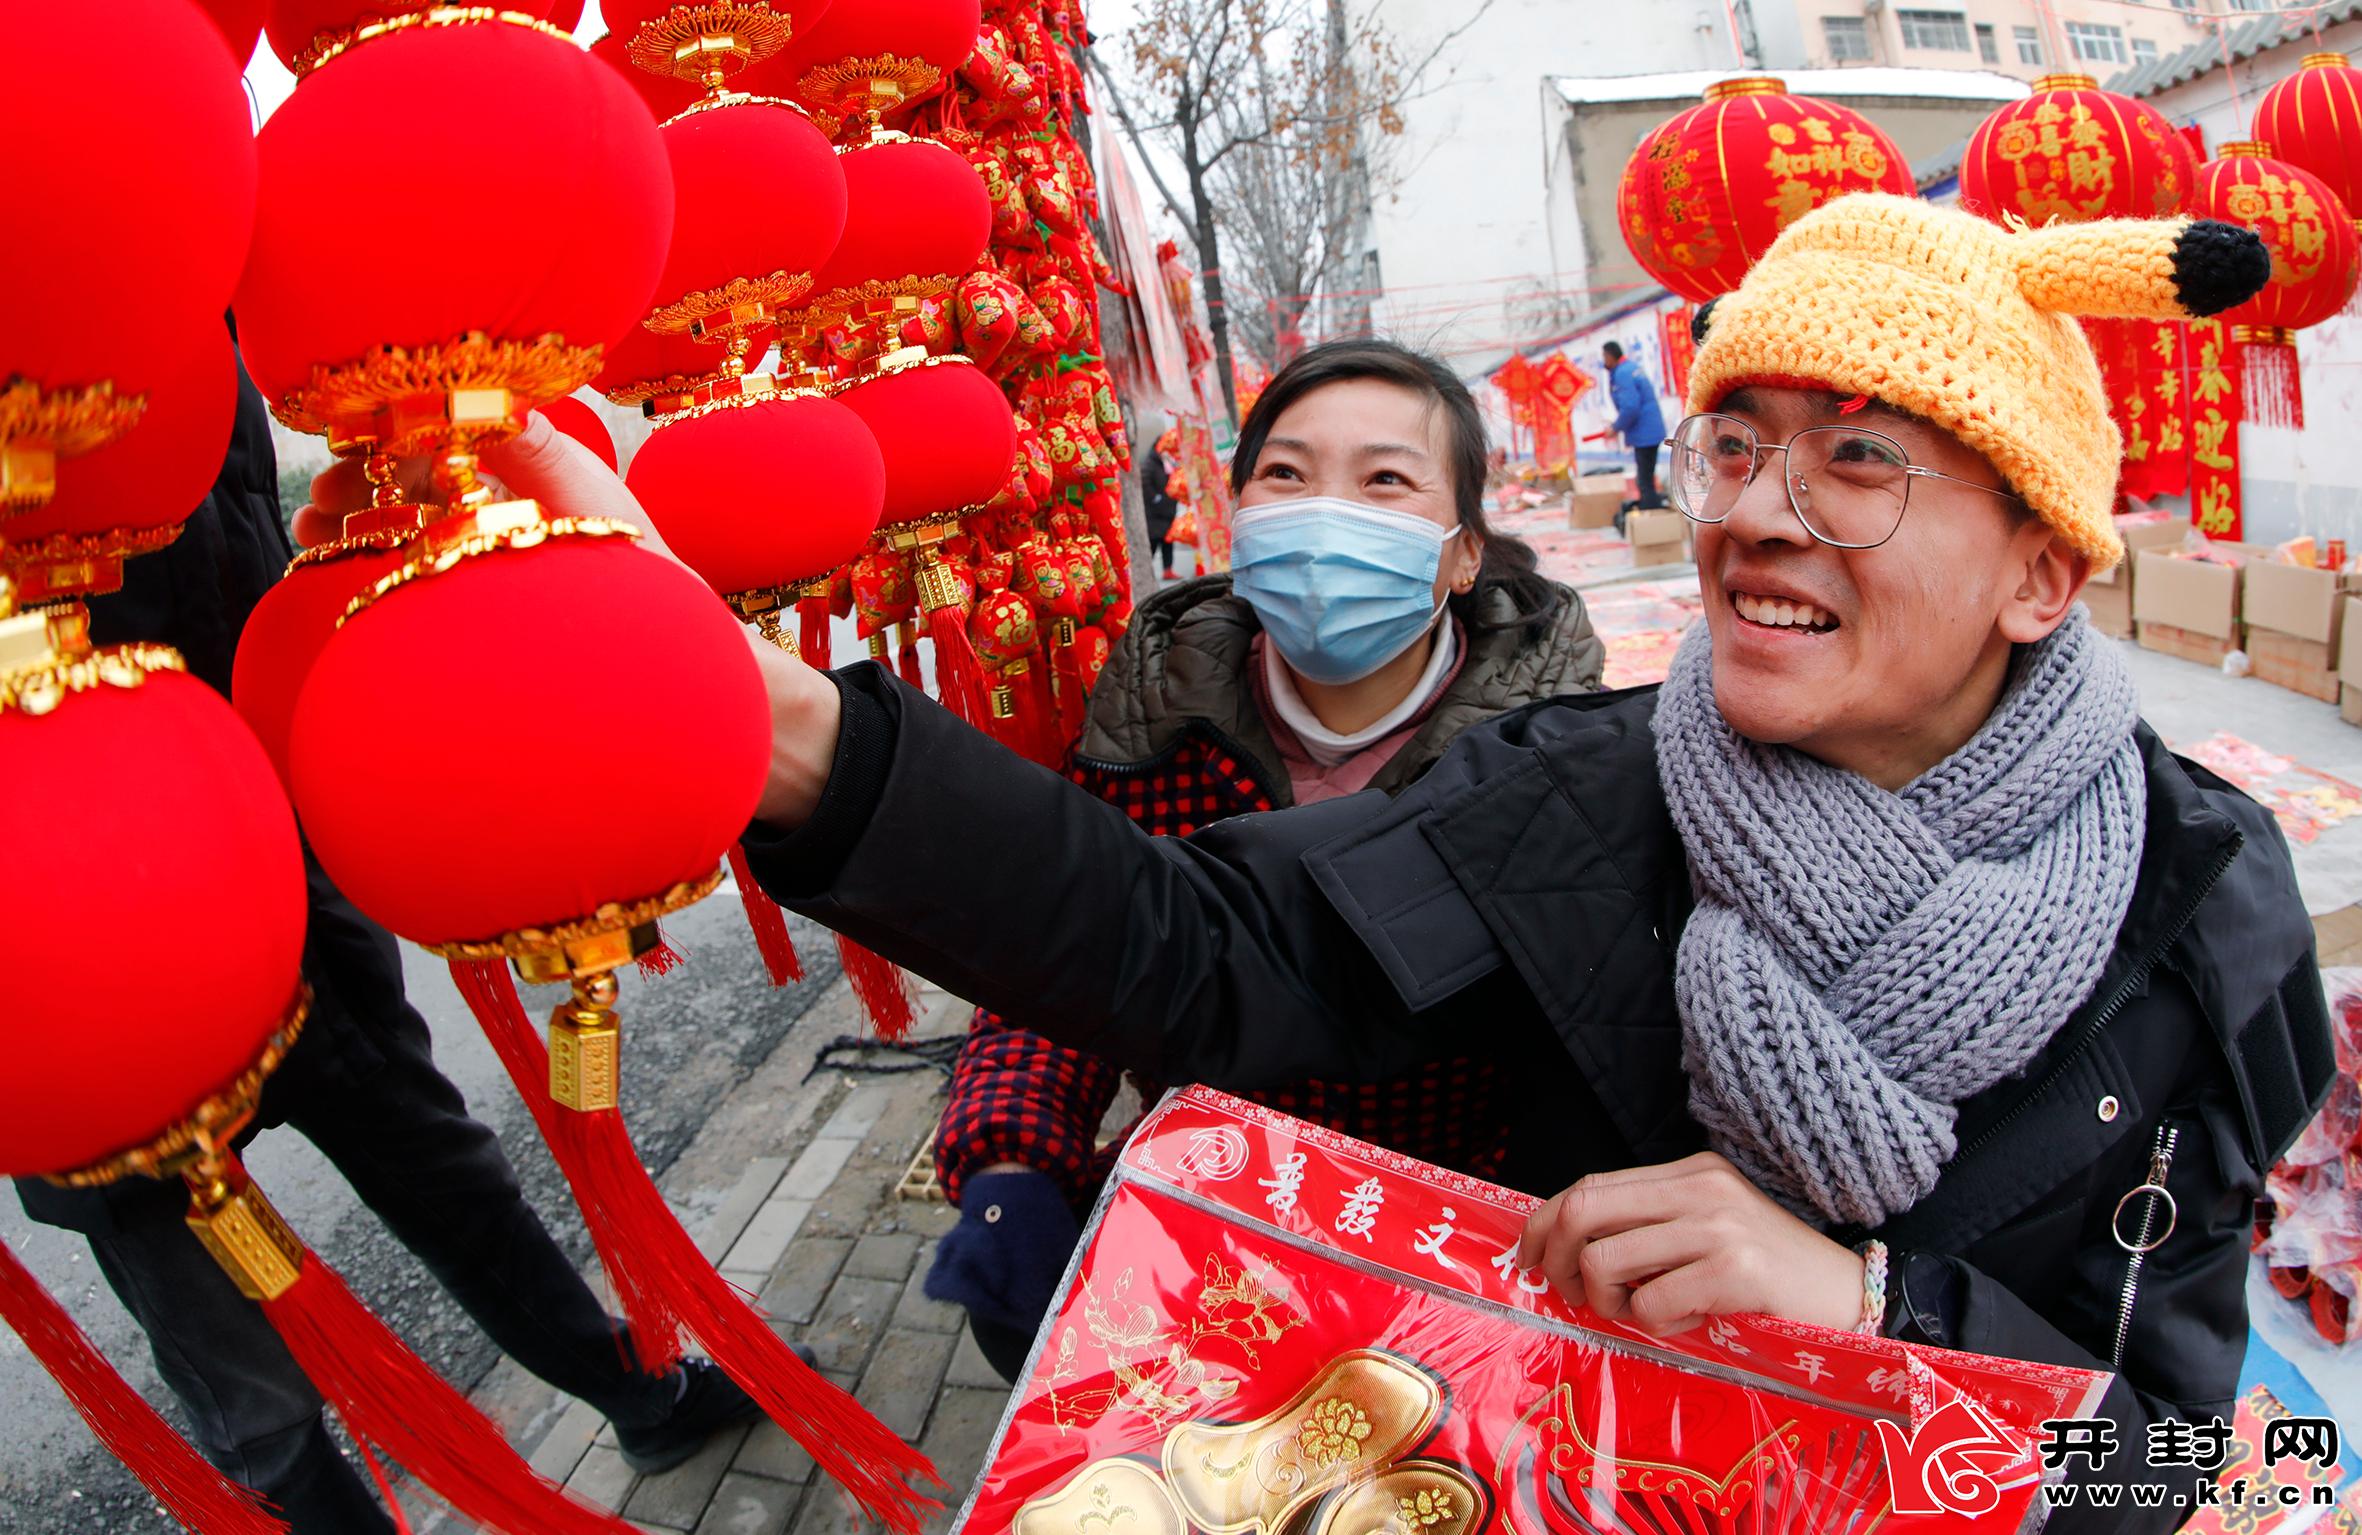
[1960,74,2197,226]
[2194,142,2360,429]
[1617,77,1915,305]
[2252,54,2362,252]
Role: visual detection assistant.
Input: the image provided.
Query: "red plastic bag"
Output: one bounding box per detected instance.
[952,1088,2110,1532]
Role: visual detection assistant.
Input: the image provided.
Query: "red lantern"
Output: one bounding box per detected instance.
[770,0,980,125]
[799,136,992,354]
[603,0,833,91]
[538,395,620,471]
[264,0,582,74]
[590,28,705,121]
[837,358,1018,526]
[625,392,884,609]
[0,0,253,482]
[235,19,674,424]
[6,331,238,603]
[1616,77,1914,305]
[2195,142,2361,427]
[596,321,750,408]
[645,97,848,367]
[232,536,408,788]
[1960,73,2198,225]
[2255,54,2362,239]
[195,0,267,62]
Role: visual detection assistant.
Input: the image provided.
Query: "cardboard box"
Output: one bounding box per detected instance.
[2092,518,2187,587]
[1627,507,1689,568]
[2137,620,2242,668]
[2244,558,2352,647]
[2335,598,2362,725]
[2084,580,2134,639]
[1567,473,1626,530]
[2344,684,2362,728]
[2132,544,2274,641]
[2247,628,2341,703]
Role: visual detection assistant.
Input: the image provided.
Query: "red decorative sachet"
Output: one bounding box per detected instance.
[954,1087,2109,1533]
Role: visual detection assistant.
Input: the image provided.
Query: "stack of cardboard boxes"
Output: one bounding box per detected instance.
[2245,558,2349,704]
[2132,543,2263,666]
[2129,537,2359,712]
[1565,473,1626,531]
[1626,508,1690,569]
[2085,518,2186,640]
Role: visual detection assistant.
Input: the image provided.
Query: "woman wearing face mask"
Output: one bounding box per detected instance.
[921,340,1605,1379]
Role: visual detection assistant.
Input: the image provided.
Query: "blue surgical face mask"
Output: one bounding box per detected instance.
[1228,496,1460,686]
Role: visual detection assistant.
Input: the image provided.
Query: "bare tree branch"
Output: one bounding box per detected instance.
[1088,49,1197,236]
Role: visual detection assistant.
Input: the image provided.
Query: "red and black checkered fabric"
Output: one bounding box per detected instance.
[934,727,1513,1210]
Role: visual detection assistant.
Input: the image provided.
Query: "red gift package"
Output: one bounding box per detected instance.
[954,1088,2110,1534]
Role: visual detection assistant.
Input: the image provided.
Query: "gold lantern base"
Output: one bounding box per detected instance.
[725,575,831,654]
[294,6,582,78]
[795,54,945,127]
[625,2,796,86]
[0,589,181,718]
[0,379,149,510]
[274,332,603,460]
[339,497,640,623]
[5,523,186,605]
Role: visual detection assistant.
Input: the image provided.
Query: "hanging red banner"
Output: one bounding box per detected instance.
[2118,320,2190,503]
[1659,304,1699,403]
[2186,316,2244,541]
[955,1087,2111,1534]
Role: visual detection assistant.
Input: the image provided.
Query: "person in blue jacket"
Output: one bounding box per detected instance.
[1603,340,1668,520]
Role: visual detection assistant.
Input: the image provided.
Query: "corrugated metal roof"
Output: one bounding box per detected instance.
[2104,3,2360,98]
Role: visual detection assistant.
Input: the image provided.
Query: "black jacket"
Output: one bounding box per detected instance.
[747,669,2334,1529]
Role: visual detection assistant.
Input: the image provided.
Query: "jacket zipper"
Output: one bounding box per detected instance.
[2111,1124,2181,1368]
[1946,831,2242,1169]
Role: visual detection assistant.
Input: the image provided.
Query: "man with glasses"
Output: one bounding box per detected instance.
[384,194,2325,1527]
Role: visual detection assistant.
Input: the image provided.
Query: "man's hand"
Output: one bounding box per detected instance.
[1513,1152,1867,1335]
[294,410,845,828]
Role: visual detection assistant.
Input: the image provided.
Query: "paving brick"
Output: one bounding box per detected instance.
[528,1397,605,1482]
[694,1471,804,1535]
[843,1231,921,1283]
[758,1235,853,1327]
[890,1245,963,1335]
[699,1157,791,1264]
[853,1328,958,1439]
[916,1386,1016,1530]
[624,1423,754,1530]
[722,1196,815,1274]
[800,1275,903,1375]
[778,1136,859,1200]
[566,1444,638,1512]
[942,1329,1007,1391]
[815,1084,895,1142]
[728,1370,855,1484]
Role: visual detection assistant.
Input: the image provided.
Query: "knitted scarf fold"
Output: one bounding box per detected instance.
[1654,610,2146,1228]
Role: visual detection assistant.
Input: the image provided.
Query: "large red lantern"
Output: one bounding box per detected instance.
[195,0,266,61]
[234,18,674,426]
[596,320,753,409]
[231,530,409,789]
[1616,77,1914,304]
[589,28,705,121]
[2255,54,2362,240]
[1961,73,2197,225]
[0,0,254,505]
[769,0,981,128]
[264,0,582,74]
[2196,142,2361,427]
[803,135,993,326]
[838,356,1018,526]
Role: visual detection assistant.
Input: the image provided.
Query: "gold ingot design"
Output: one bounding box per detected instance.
[550,1007,622,1113]
[1013,1458,1188,1535]
[187,1179,306,1302]
[1163,1351,1443,1535]
[1306,1461,1489,1535]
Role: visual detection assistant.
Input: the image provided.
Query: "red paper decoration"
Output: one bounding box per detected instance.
[0,669,306,1176]
[626,393,885,596]
[289,538,770,945]
[9,331,238,548]
[235,21,675,408]
[0,0,255,391]
[837,360,1018,525]
[538,396,620,471]
[1616,77,1914,305]
[652,99,847,320]
[1961,73,2197,225]
[2195,143,2360,428]
[2254,53,2362,234]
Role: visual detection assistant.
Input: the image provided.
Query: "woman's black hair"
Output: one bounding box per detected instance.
[1227,338,1563,641]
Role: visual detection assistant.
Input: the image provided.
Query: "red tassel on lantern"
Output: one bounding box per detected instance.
[448,963,939,1527]
[2234,327,2304,431]
[0,1239,289,1535]
[727,842,804,986]
[837,937,919,1042]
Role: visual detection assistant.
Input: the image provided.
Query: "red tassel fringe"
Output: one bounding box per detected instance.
[895,630,926,690]
[446,962,940,1529]
[2242,339,2304,431]
[924,606,993,726]
[635,931,684,978]
[0,1238,290,1534]
[799,597,832,665]
[263,1253,636,1535]
[835,935,917,1042]
[727,842,804,986]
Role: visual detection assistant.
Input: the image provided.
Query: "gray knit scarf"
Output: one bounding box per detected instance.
[1654,610,2146,1228]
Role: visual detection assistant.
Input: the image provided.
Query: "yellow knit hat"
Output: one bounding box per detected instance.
[1686,194,2268,571]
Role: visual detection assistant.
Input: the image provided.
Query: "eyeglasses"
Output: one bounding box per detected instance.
[1664,413,2024,551]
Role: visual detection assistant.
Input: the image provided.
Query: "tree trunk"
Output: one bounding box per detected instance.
[1183,115,1240,426]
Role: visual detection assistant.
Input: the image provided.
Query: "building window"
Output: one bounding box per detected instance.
[1898,9,1972,50]
[2132,37,2158,63]
[2013,24,2044,65]
[2064,20,2128,65]
[1975,22,1999,63]
[2171,0,2197,10]
[1823,15,1872,60]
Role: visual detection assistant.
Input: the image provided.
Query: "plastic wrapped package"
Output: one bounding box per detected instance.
[953,1088,2110,1533]
[2255,967,2362,1343]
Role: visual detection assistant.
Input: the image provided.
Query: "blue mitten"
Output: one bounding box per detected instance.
[923,1169,1082,1339]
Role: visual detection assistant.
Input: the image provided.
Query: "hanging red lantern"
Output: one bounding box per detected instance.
[2195,142,2361,428]
[589,28,705,122]
[596,320,751,410]
[838,357,1017,527]
[264,0,583,75]
[791,135,992,373]
[1961,73,2198,225]
[1615,77,1914,305]
[538,395,620,471]
[0,0,254,504]
[5,331,238,603]
[769,0,980,128]
[235,18,674,428]
[195,0,267,62]
[604,0,833,95]
[231,528,410,789]
[2255,54,2362,240]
